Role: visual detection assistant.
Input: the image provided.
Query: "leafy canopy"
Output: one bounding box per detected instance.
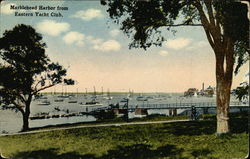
[0,24,74,105]
[101,0,249,73]
[232,82,249,102]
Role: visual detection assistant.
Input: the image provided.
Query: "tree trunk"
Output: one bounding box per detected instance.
[194,0,236,135]
[215,43,234,135]
[22,112,30,132]
[216,79,231,134]
[21,94,32,132]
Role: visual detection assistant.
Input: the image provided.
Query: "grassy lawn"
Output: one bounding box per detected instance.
[0,113,248,159]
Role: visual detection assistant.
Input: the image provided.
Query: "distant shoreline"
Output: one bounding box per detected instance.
[40,92,183,94]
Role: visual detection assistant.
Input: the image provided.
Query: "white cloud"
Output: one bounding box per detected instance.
[158,50,169,56]
[86,36,103,44]
[186,41,209,50]
[36,20,70,36]
[72,9,103,21]
[109,29,120,37]
[63,32,85,46]
[94,40,121,52]
[196,41,208,47]
[1,3,15,14]
[165,38,192,50]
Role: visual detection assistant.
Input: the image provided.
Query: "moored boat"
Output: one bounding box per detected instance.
[80,101,103,106]
[68,100,77,103]
[136,96,148,101]
[38,100,51,105]
[54,99,64,102]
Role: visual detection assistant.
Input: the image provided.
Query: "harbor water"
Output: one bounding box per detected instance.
[0,93,244,134]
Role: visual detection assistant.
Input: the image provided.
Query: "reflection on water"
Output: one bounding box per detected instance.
[0,93,241,134]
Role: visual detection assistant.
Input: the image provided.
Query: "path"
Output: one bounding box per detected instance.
[0,119,190,137]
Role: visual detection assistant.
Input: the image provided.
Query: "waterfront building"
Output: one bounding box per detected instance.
[184,88,198,97]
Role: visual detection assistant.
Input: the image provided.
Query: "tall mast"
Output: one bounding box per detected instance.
[93,86,96,97]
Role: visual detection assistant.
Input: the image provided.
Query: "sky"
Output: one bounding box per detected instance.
[0,0,249,93]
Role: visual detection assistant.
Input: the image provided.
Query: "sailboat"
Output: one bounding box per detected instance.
[136,94,148,101]
[68,97,77,103]
[84,88,88,99]
[126,89,133,99]
[80,86,103,106]
[68,88,78,103]
[91,86,98,100]
[194,91,198,97]
[80,100,103,106]
[103,89,113,100]
[57,85,69,99]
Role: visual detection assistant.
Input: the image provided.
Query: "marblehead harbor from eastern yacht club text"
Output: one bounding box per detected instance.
[9,5,68,11]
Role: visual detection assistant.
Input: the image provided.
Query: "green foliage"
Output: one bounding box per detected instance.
[213,0,249,42]
[0,24,74,106]
[0,24,74,131]
[234,41,249,74]
[212,0,249,74]
[102,0,199,49]
[201,114,216,120]
[232,82,249,102]
[101,0,249,72]
[93,109,117,121]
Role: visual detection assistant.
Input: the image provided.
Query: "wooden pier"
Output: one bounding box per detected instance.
[127,102,248,109]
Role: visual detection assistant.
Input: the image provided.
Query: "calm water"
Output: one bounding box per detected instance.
[0,93,241,134]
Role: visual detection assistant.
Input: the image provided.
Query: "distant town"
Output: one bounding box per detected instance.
[184,83,215,97]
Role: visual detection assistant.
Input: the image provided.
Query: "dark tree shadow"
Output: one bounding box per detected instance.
[229,117,248,134]
[191,148,213,159]
[14,148,96,159]
[159,116,248,136]
[13,144,189,159]
[159,121,216,136]
[101,144,187,159]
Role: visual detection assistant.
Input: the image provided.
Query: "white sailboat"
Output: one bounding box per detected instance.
[38,100,51,105]
[194,92,198,97]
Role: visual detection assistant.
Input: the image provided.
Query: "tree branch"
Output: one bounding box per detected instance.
[194,0,223,52]
[12,101,25,114]
[205,0,223,44]
[17,93,27,103]
[34,80,42,91]
[194,1,211,31]
[32,84,56,95]
[241,44,250,53]
[204,29,215,50]
[204,0,215,26]
[214,8,223,37]
[163,23,202,27]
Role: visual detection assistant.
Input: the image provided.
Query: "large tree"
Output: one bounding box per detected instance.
[0,24,74,131]
[101,0,249,134]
